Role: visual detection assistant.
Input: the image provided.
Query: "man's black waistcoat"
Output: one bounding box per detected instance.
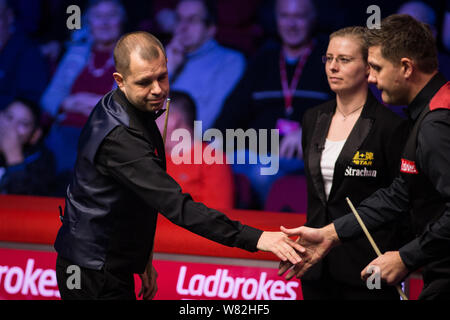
[54,89,165,273]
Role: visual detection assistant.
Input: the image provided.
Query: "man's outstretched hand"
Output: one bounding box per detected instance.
[257,231,306,265]
[278,224,339,280]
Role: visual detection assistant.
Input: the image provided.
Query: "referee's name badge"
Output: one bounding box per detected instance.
[400,159,419,174]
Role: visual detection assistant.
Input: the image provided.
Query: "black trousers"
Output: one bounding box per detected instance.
[56,255,136,300]
[301,278,400,300]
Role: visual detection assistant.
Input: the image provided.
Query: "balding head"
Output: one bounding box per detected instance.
[112,31,169,113]
[275,0,317,49]
[113,31,166,78]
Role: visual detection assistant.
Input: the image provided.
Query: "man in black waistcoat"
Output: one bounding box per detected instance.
[279,14,450,300]
[54,31,303,300]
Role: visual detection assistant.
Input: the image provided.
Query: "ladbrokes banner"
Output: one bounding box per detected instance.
[155,260,302,300]
[0,248,60,300]
[0,248,302,300]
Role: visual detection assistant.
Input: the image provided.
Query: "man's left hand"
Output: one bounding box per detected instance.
[139,264,158,300]
[361,251,409,285]
[257,231,305,265]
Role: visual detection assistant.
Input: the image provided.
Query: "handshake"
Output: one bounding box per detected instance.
[260,223,409,295]
[257,224,338,280]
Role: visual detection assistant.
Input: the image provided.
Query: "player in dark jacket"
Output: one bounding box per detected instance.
[54,31,303,300]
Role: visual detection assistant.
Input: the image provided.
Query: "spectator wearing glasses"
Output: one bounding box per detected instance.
[214,0,332,208]
[165,0,246,132]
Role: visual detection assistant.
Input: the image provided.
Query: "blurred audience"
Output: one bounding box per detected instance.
[4,0,42,36]
[0,0,49,110]
[41,0,125,177]
[214,0,331,207]
[140,0,263,56]
[443,1,450,53]
[1,0,449,202]
[0,99,55,195]
[397,1,450,79]
[137,0,178,44]
[166,0,246,132]
[38,0,85,72]
[156,90,235,210]
[214,0,264,56]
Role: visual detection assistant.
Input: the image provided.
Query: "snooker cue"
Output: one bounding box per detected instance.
[162,98,171,144]
[144,97,171,293]
[345,197,409,300]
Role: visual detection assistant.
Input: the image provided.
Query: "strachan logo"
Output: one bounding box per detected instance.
[352,151,374,166]
[345,166,377,177]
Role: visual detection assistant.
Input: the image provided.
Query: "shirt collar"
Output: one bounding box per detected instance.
[407,72,448,121]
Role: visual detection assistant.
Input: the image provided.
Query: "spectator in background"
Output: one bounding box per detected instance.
[156,91,235,209]
[166,0,246,132]
[38,0,86,73]
[2,0,42,37]
[214,0,331,208]
[0,0,49,110]
[137,0,178,44]
[214,0,264,56]
[140,0,263,56]
[0,99,55,196]
[41,0,125,177]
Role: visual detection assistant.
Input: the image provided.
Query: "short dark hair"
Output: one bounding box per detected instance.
[170,90,196,128]
[365,14,438,73]
[113,31,166,77]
